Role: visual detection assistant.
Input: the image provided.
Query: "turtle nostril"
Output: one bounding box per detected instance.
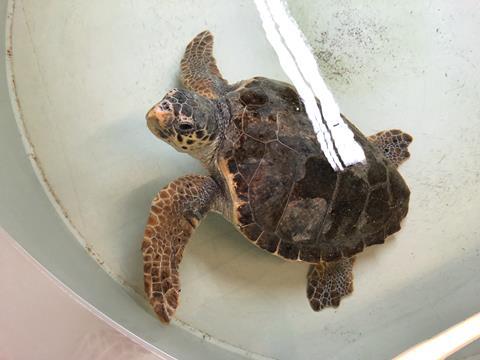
[160,101,172,111]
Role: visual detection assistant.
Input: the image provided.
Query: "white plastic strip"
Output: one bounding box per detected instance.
[254,0,366,171]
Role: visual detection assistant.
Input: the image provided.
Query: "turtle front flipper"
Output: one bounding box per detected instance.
[368,129,413,167]
[142,175,219,323]
[180,30,230,99]
[307,258,355,311]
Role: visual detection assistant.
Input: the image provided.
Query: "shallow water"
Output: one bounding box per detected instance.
[8,0,480,358]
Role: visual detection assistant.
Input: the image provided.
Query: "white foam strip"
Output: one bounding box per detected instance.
[266,0,366,167]
[253,0,343,171]
[255,0,366,169]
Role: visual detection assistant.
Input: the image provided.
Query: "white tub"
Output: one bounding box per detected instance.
[1,0,479,358]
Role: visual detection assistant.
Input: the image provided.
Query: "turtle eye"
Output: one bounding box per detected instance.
[177,122,194,133]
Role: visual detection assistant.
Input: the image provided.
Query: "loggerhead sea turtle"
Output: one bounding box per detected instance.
[143,31,412,323]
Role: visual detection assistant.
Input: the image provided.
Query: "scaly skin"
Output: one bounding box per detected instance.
[180,30,229,99]
[142,175,218,323]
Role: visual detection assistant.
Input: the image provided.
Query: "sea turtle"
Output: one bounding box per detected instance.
[143,31,412,323]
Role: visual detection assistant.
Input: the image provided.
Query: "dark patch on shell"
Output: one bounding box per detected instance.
[239,88,268,107]
[233,134,265,183]
[292,156,337,200]
[243,111,277,142]
[324,174,369,239]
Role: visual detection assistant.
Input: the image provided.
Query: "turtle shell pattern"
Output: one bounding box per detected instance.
[217,77,410,263]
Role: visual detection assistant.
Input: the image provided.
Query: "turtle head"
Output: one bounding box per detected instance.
[146,89,222,161]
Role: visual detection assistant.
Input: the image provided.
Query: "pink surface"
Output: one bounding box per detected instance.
[0,228,170,360]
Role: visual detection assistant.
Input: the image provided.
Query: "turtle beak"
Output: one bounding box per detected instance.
[146,105,172,136]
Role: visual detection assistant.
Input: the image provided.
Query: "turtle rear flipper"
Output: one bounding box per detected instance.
[368,129,413,167]
[307,258,355,311]
[180,31,230,99]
